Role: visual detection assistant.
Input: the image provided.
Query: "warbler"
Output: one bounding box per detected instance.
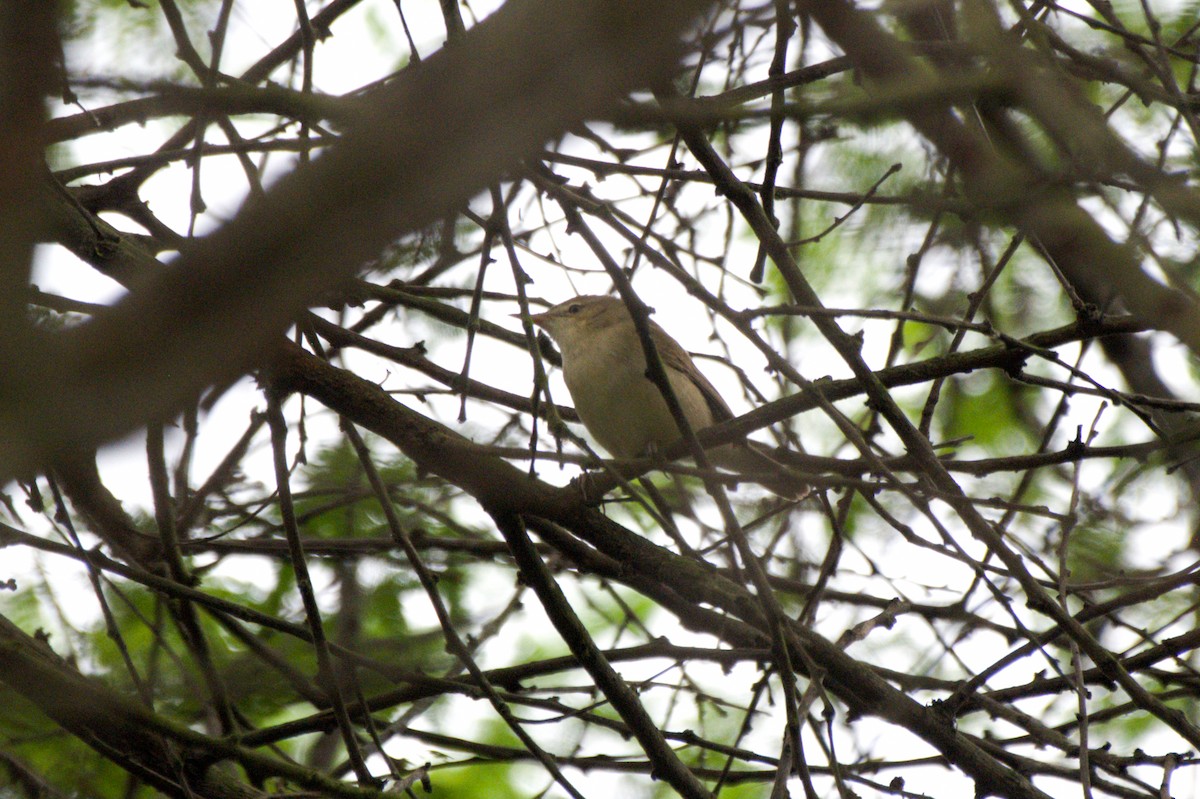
[528,295,806,498]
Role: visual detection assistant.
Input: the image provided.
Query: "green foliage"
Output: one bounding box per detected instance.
[1063,522,1126,583]
[427,761,523,799]
[0,696,140,799]
[939,371,1032,453]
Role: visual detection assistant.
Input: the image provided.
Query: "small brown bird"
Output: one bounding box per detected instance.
[529,295,806,498]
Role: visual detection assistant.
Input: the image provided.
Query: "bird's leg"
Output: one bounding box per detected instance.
[571,471,606,506]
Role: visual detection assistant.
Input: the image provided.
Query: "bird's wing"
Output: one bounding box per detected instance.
[653,326,735,424]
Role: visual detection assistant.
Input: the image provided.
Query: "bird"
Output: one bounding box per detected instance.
[527,295,806,498]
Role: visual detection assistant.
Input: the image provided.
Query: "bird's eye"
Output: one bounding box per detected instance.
[567,304,582,314]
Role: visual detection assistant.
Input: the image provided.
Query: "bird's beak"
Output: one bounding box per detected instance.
[515,309,547,327]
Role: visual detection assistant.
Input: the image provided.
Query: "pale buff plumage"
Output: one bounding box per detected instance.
[529,295,806,498]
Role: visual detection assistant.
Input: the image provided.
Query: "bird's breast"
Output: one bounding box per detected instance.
[561,335,713,458]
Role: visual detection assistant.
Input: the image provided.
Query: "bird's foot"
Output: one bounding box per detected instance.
[572,471,607,505]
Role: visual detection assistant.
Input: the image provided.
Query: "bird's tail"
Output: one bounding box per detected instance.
[710,441,810,500]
